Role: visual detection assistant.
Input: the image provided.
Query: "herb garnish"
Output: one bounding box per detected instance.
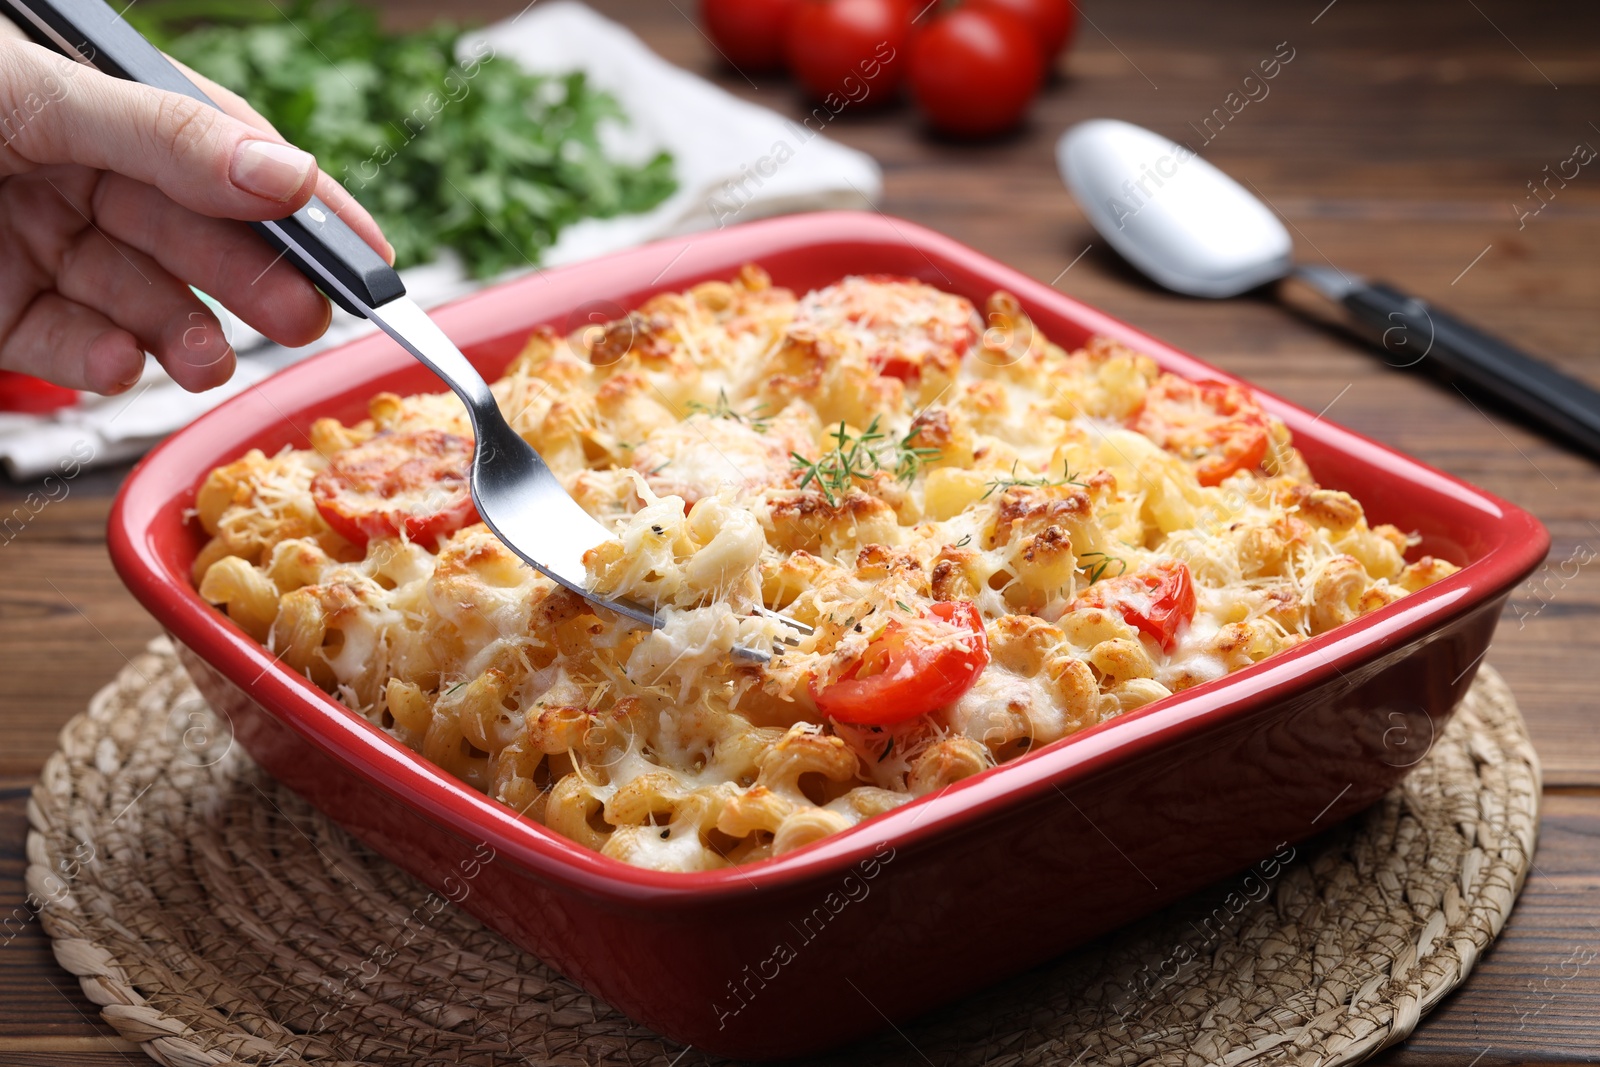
[879,737,895,762]
[791,417,941,503]
[895,600,912,613]
[980,459,1088,501]
[686,389,771,431]
[1079,551,1127,584]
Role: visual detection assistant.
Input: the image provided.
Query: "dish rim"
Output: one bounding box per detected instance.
[108,210,1549,906]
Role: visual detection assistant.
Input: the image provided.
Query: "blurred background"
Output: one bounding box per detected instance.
[2,0,1598,1062]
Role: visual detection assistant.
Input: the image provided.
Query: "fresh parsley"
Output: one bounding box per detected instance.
[129,0,676,277]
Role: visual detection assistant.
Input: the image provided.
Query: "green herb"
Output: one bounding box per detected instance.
[790,416,941,504]
[894,600,912,613]
[128,0,675,277]
[879,737,894,762]
[954,534,973,549]
[1079,551,1127,584]
[980,460,1087,501]
[686,389,771,431]
[445,681,466,695]
[891,424,942,485]
[649,461,671,475]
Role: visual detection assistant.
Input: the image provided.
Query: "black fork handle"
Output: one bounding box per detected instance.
[0,0,403,316]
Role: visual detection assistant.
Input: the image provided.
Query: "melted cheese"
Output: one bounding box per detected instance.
[192,268,1457,872]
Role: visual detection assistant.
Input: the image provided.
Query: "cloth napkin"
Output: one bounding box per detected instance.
[0,0,881,480]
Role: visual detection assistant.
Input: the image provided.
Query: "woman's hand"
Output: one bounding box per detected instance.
[0,24,393,395]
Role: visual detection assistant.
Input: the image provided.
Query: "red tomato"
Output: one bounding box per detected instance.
[968,0,1076,64]
[812,601,990,725]
[908,6,1043,138]
[700,0,800,73]
[0,370,77,413]
[312,429,479,547]
[785,0,913,106]
[1071,559,1197,652]
[1132,375,1272,487]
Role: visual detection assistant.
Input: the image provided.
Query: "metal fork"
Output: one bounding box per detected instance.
[5,0,811,660]
[372,308,813,662]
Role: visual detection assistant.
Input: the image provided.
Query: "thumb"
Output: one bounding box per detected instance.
[0,40,318,219]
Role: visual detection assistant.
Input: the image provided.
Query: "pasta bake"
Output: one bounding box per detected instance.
[192,267,1457,871]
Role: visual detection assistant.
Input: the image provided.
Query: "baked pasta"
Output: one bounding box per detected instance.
[192,267,1457,871]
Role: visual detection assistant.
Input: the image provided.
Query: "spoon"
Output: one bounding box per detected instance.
[1057,118,1600,458]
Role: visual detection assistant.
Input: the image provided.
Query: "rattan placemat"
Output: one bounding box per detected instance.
[27,637,1539,1067]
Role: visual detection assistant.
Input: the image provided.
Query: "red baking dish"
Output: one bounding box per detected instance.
[107,212,1548,1060]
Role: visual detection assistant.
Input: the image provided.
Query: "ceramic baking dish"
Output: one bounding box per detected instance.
[107,212,1548,1060]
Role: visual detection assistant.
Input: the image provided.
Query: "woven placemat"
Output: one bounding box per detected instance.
[27,637,1539,1067]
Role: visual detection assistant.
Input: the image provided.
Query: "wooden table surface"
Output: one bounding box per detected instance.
[3,0,1598,1063]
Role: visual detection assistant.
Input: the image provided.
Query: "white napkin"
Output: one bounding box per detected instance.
[0,0,881,480]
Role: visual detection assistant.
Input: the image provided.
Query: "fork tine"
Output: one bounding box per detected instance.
[753,605,814,637]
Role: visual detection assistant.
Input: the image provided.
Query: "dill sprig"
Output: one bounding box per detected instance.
[685,389,771,431]
[980,459,1088,501]
[1078,550,1127,584]
[790,416,941,504]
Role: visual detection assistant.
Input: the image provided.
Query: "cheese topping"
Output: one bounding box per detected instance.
[193,266,1457,871]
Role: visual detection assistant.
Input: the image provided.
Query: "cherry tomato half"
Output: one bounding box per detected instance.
[908,6,1043,138]
[793,274,978,383]
[785,0,913,106]
[0,370,78,414]
[811,601,990,725]
[1132,375,1272,487]
[1071,558,1197,652]
[968,0,1076,64]
[312,429,479,548]
[700,0,800,73]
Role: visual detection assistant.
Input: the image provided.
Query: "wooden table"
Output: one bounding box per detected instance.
[3,0,1597,1062]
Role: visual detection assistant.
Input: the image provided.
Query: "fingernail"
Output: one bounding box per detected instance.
[231,140,314,202]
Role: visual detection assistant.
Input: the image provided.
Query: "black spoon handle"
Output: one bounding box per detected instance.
[1341,281,1600,458]
[0,0,403,316]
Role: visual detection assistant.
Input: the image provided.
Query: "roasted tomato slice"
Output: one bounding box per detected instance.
[811,601,990,725]
[312,429,479,547]
[794,275,978,383]
[1132,375,1271,486]
[1071,558,1196,652]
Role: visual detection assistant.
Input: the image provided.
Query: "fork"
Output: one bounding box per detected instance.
[3,0,811,660]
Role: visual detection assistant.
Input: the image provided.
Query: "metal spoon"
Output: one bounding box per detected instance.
[1057,118,1600,458]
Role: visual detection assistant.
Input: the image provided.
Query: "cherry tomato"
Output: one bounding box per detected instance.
[312,429,479,547]
[908,6,1043,138]
[0,370,77,413]
[700,0,800,73]
[1132,375,1272,487]
[794,274,978,383]
[968,0,1076,64]
[1071,558,1197,652]
[785,0,913,106]
[811,601,990,725]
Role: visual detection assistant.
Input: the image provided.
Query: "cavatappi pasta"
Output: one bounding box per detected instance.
[193,267,1457,871]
